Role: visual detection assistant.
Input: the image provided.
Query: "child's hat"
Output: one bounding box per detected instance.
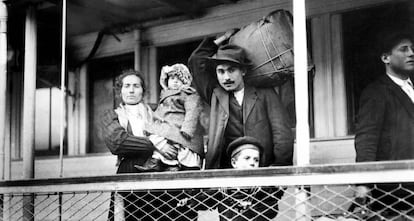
[227,136,263,158]
[160,63,192,90]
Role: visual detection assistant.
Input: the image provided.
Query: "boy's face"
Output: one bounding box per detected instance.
[216,62,245,92]
[382,39,414,77]
[167,75,184,90]
[231,145,260,169]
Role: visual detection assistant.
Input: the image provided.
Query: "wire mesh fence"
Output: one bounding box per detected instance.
[0,161,413,220]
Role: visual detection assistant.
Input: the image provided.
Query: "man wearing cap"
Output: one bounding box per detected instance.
[188,31,293,169]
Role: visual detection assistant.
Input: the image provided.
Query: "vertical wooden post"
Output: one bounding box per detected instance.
[148,46,158,104]
[0,0,8,181]
[134,30,141,71]
[294,0,310,220]
[78,65,88,155]
[22,4,37,221]
[0,1,8,220]
[331,14,347,136]
[59,0,67,178]
[22,4,37,180]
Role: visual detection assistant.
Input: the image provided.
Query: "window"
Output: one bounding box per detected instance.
[343,2,413,133]
[88,53,134,153]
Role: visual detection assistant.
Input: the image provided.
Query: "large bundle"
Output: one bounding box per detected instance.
[230,9,312,87]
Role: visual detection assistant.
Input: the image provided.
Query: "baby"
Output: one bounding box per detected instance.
[135,63,204,172]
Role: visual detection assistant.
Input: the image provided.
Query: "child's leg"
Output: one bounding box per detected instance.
[135,135,180,172]
[176,144,202,170]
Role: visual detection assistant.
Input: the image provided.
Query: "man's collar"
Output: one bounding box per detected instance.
[233,87,245,96]
[387,72,412,87]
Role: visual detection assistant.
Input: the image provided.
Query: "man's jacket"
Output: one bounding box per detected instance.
[188,37,294,169]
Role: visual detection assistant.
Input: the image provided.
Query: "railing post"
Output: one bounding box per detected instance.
[294,0,311,220]
[0,2,7,220]
[0,0,7,182]
[22,4,37,221]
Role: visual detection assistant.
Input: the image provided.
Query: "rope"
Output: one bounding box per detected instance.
[258,23,278,72]
[252,48,293,71]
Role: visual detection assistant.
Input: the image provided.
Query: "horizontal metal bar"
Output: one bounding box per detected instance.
[0,161,413,193]
[3,160,414,186]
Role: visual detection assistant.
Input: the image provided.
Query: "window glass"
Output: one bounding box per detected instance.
[343,2,412,133]
[88,53,134,153]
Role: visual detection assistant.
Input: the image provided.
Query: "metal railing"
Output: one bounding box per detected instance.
[0,160,413,220]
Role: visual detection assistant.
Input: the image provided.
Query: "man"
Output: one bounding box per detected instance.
[188,31,294,169]
[355,31,414,216]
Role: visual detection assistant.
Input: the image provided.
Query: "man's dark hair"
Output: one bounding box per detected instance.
[115,69,146,94]
[379,31,414,55]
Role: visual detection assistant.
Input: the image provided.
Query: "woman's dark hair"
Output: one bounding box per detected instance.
[115,69,146,94]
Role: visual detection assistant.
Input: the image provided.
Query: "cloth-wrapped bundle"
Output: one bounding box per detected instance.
[230,9,313,87]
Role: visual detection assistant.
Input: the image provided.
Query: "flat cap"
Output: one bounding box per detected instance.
[227,136,263,158]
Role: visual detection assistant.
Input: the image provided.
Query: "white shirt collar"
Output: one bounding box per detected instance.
[233,88,245,106]
[387,73,412,87]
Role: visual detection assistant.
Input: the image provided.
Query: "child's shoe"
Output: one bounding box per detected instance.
[134,158,162,172]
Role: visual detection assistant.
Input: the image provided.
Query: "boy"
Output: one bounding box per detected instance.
[179,136,284,221]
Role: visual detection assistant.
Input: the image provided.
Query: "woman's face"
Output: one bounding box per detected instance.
[121,75,144,105]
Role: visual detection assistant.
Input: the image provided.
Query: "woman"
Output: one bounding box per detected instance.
[101,69,177,220]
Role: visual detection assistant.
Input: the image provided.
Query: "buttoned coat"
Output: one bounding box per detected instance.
[355,74,414,162]
[188,38,293,169]
[145,89,204,156]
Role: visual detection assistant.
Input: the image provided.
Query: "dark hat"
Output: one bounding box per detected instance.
[226,136,263,158]
[209,44,251,67]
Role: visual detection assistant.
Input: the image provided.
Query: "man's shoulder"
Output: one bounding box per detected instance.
[247,85,277,96]
[362,76,390,94]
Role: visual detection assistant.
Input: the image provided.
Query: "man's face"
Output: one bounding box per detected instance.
[231,145,260,169]
[382,39,414,77]
[216,63,245,92]
[121,75,144,105]
[167,76,184,90]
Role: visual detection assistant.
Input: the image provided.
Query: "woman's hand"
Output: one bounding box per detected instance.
[214,28,239,46]
[158,144,178,160]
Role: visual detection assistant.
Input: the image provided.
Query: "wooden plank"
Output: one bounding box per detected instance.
[156,0,203,17]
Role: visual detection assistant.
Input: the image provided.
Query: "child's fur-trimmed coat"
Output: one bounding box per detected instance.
[145,88,204,156]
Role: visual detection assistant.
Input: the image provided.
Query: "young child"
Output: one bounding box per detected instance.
[135,63,204,172]
[178,136,284,221]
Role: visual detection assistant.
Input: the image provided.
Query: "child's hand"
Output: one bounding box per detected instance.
[180,85,196,94]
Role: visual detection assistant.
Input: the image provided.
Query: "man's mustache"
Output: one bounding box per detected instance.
[223,80,235,84]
